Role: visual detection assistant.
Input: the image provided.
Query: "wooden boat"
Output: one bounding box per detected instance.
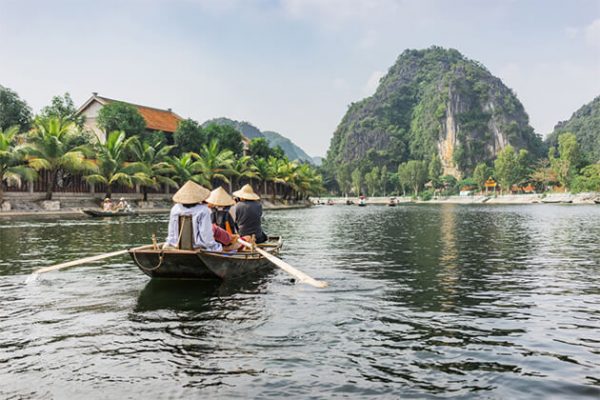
[595,199,600,204]
[387,198,397,207]
[129,236,283,280]
[83,209,137,217]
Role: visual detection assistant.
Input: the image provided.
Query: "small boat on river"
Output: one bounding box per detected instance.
[82,209,138,217]
[129,236,283,280]
[387,197,397,207]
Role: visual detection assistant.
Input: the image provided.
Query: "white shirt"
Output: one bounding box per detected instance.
[165,203,222,252]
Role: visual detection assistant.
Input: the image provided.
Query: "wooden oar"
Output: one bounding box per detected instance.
[238,238,328,288]
[25,249,129,283]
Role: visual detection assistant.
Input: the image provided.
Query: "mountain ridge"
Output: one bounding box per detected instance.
[326,46,544,177]
[203,117,314,163]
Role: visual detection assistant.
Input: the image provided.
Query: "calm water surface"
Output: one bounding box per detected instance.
[0,205,599,399]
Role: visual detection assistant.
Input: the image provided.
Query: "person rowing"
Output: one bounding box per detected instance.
[231,184,267,244]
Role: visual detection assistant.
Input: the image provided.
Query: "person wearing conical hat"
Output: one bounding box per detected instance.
[231,184,267,244]
[164,180,222,251]
[206,186,238,235]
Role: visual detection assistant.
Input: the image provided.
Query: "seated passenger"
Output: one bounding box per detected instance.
[115,197,129,211]
[102,197,113,211]
[231,184,267,244]
[164,181,222,252]
[206,186,238,234]
[207,187,243,251]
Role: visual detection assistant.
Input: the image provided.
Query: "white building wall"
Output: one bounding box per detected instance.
[81,101,106,143]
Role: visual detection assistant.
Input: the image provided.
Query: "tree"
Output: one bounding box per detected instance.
[97,101,146,138]
[0,126,36,202]
[494,145,528,194]
[195,139,235,188]
[166,152,209,187]
[379,165,388,196]
[351,167,362,196]
[173,118,206,154]
[405,160,428,195]
[335,164,352,197]
[549,132,579,190]
[428,154,443,188]
[254,157,275,195]
[473,162,492,192]
[364,166,379,196]
[529,159,557,192]
[397,163,411,196]
[0,85,32,131]
[129,138,177,201]
[40,93,85,127]
[84,131,145,199]
[571,163,600,193]
[204,123,244,156]
[27,117,94,200]
[248,138,271,158]
[230,155,257,191]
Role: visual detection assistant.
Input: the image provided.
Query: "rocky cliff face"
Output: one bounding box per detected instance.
[546,95,600,163]
[326,47,543,176]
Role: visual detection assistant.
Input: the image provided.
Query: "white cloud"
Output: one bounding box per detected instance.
[585,18,600,47]
[565,26,579,39]
[363,70,385,96]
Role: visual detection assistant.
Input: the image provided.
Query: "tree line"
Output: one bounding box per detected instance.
[327,132,599,198]
[0,86,324,202]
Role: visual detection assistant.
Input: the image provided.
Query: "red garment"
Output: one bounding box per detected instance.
[212,224,233,245]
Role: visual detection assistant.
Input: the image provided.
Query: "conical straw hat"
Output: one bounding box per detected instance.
[206,186,235,207]
[172,180,210,204]
[232,184,260,200]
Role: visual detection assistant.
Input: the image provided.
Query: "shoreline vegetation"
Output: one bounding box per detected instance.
[315,192,600,205]
[0,195,310,217]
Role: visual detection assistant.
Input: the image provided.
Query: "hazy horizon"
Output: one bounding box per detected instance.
[1,0,599,157]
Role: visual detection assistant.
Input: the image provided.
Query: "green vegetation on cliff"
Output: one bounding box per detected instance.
[325,46,544,185]
[546,95,600,164]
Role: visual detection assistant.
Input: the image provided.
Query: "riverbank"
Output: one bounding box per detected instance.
[315,192,600,205]
[0,194,311,218]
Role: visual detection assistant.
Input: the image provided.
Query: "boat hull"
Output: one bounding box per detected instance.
[129,237,282,280]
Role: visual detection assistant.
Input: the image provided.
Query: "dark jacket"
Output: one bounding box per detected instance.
[231,200,267,243]
[211,206,237,234]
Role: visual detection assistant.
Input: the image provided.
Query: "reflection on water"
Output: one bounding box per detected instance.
[1,205,600,398]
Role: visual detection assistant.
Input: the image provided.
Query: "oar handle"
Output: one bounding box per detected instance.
[238,238,328,288]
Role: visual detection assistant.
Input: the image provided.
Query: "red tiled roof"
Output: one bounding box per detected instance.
[97,96,182,133]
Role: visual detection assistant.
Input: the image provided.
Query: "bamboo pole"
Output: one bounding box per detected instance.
[238,238,328,288]
[25,249,129,283]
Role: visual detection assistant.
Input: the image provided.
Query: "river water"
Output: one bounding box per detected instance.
[0,204,599,399]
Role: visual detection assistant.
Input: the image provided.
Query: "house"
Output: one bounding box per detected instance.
[76,92,183,143]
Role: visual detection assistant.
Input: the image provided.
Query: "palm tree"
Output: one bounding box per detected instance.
[254,157,274,196]
[129,139,178,201]
[0,126,37,202]
[166,152,210,187]
[27,117,95,200]
[196,139,234,188]
[230,155,257,192]
[295,163,323,199]
[84,130,148,199]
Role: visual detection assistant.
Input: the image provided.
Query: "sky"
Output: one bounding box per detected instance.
[0,0,599,157]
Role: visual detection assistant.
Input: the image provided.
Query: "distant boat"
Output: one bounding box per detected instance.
[594,199,600,204]
[83,209,137,217]
[387,197,397,207]
[358,197,367,207]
